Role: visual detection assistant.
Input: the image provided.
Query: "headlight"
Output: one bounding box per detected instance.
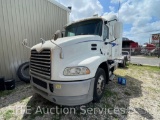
[63,67,90,76]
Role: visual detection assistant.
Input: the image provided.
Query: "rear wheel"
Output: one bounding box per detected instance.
[93,68,106,102]
[122,59,126,68]
[120,59,126,68]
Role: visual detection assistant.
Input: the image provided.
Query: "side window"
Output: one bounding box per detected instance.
[67,32,75,36]
[103,25,109,40]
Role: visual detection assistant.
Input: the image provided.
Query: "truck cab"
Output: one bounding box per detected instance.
[27,15,123,106]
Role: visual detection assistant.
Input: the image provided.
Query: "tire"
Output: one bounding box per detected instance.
[0,76,5,91]
[121,59,126,68]
[125,56,128,62]
[17,62,30,83]
[93,68,106,102]
[124,59,126,67]
[5,79,15,90]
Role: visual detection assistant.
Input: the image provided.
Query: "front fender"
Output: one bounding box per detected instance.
[78,56,105,77]
[58,55,106,81]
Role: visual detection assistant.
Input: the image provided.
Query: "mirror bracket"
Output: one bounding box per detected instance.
[104,21,108,24]
[22,39,31,49]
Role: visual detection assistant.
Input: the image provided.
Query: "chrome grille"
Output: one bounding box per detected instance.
[30,49,51,79]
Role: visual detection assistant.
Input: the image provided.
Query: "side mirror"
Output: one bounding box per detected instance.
[61,31,65,37]
[22,39,28,46]
[114,22,123,39]
[22,39,30,49]
[53,30,62,40]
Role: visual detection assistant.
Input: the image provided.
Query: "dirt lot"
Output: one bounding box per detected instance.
[0,64,160,120]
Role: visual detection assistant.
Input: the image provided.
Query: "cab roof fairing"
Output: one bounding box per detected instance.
[101,15,118,22]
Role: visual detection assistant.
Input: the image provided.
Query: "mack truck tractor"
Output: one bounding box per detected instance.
[22,14,123,106]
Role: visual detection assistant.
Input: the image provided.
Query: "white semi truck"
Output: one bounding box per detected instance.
[23,15,123,106]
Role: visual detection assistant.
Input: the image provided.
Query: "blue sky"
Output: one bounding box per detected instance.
[99,0,111,12]
[99,0,132,37]
[55,0,160,45]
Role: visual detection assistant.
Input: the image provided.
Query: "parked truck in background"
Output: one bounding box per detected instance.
[141,43,156,55]
[122,38,140,55]
[23,15,123,106]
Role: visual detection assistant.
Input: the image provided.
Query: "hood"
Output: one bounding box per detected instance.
[54,35,101,47]
[31,35,101,51]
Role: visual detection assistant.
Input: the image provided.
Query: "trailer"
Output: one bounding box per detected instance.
[122,38,140,55]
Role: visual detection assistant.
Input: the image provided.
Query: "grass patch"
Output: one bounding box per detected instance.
[143,65,160,72]
[3,110,14,120]
[52,114,62,120]
[124,91,131,96]
[22,97,31,104]
[104,89,117,98]
[0,90,15,97]
[29,108,44,119]
[102,102,113,109]
[129,64,160,72]
[115,64,160,79]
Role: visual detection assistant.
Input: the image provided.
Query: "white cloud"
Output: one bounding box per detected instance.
[55,0,103,21]
[111,0,127,4]
[54,0,160,44]
[109,6,115,12]
[110,0,160,44]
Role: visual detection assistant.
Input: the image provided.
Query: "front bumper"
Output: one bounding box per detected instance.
[31,75,95,106]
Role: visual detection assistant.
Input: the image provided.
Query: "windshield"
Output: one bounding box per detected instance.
[65,19,103,37]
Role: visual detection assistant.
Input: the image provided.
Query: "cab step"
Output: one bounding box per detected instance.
[109,74,115,81]
[109,63,115,69]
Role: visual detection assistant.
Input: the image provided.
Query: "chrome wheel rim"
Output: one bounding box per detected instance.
[97,75,105,96]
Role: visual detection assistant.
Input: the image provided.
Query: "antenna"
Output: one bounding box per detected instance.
[118,0,121,19]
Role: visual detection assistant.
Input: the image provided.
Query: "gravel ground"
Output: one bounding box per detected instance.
[0,64,160,120]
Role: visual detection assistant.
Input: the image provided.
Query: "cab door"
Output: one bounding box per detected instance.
[103,24,112,60]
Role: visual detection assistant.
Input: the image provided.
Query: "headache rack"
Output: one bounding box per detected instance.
[30,49,51,79]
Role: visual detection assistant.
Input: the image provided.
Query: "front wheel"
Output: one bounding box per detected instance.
[93,68,106,102]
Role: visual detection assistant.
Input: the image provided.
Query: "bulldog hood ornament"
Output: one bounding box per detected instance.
[40,38,45,44]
